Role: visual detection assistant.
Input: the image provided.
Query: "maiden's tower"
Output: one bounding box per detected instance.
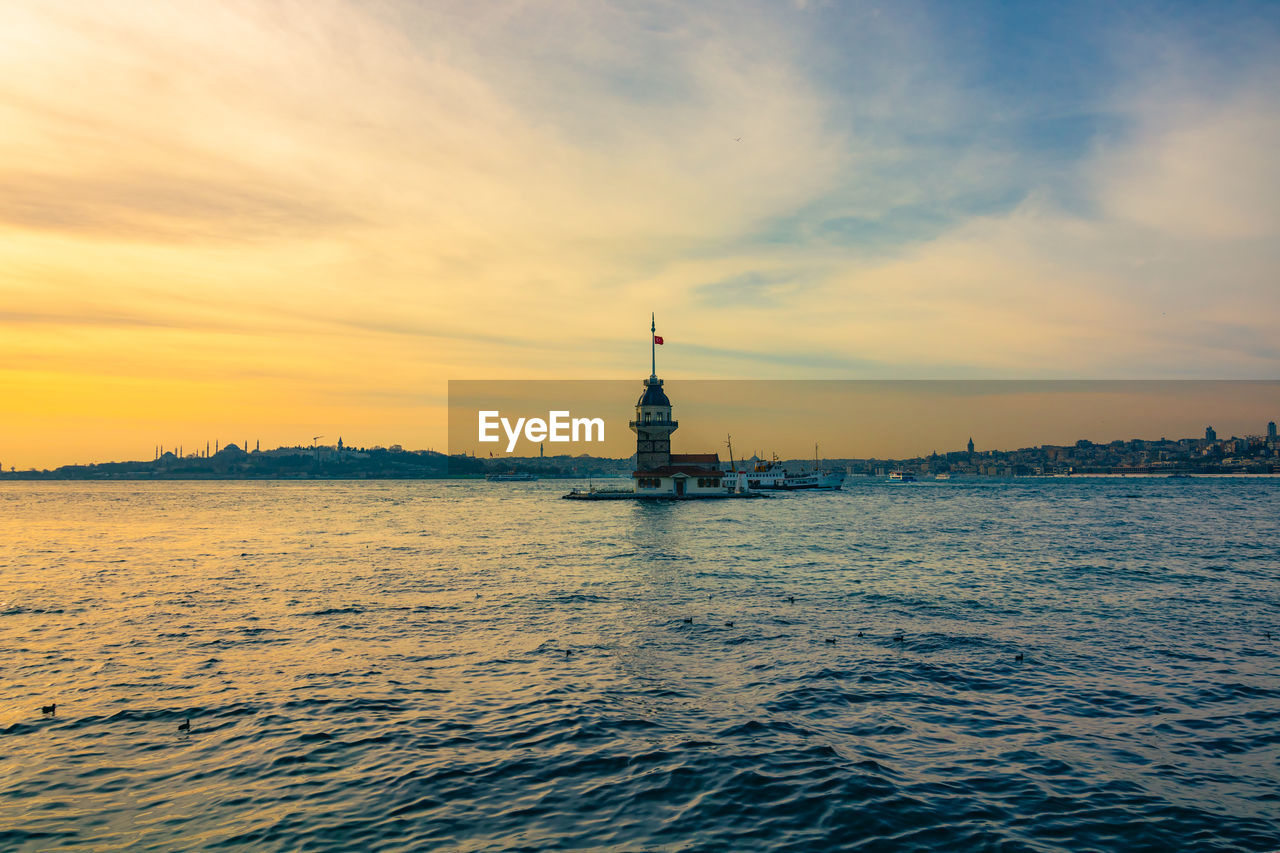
[628,316,726,497]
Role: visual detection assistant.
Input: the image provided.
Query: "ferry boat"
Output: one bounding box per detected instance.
[722,453,845,492]
[934,472,951,480]
[888,470,917,482]
[486,471,537,482]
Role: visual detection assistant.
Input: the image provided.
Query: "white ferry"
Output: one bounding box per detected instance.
[888,470,917,482]
[722,455,845,492]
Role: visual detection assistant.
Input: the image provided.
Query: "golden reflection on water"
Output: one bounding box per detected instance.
[1,479,1278,851]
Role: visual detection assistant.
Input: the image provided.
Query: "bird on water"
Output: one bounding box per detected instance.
[825,638,836,644]
[1015,652,1024,662]
[787,596,795,604]
[41,703,56,715]
[178,718,191,732]
[725,621,734,627]
[893,632,904,643]
[683,617,693,624]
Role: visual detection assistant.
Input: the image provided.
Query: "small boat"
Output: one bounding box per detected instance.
[934,473,951,480]
[888,471,916,482]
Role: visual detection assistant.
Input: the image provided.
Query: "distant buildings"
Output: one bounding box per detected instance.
[857,419,1279,476]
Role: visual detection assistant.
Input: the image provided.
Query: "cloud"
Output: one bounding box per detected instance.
[694,271,801,307]
[0,169,362,242]
[1090,91,1280,242]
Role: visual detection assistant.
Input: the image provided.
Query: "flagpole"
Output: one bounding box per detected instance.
[650,312,656,379]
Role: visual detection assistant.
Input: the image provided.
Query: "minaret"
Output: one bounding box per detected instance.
[631,314,677,471]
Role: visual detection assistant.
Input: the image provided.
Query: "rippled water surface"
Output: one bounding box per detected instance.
[2,479,1278,852]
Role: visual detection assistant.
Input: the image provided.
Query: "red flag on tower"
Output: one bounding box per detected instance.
[653,335,664,345]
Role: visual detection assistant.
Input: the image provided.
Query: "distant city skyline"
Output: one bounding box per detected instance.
[5,377,1278,471]
[2,2,1279,468]
[5,382,1278,471]
[446,380,1280,465]
[6,415,1279,477]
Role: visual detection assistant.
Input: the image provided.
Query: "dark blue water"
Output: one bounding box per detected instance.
[2,478,1278,851]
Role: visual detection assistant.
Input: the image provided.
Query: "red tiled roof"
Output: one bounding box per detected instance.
[670,453,720,464]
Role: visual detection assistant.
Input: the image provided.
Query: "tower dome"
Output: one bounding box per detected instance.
[637,379,670,408]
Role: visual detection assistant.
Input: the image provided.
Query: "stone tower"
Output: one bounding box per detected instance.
[631,376,677,471]
[630,314,678,471]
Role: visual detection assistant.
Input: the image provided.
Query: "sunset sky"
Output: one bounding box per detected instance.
[3,1,1279,468]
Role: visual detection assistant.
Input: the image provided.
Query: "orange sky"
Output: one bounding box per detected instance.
[2,2,1279,469]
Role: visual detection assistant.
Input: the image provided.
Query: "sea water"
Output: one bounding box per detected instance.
[1,479,1277,851]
